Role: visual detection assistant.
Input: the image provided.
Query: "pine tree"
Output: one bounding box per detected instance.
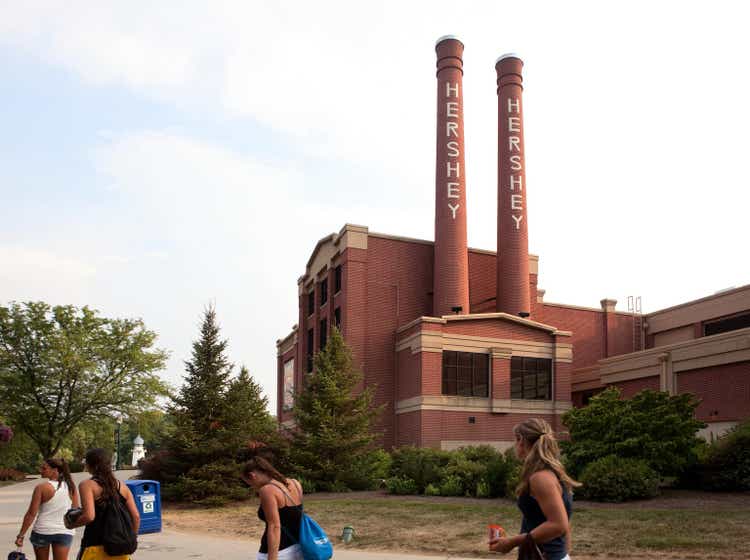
[145,306,279,504]
[173,306,233,434]
[224,366,276,442]
[290,327,383,490]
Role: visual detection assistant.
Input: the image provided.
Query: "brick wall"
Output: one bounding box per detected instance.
[445,317,553,343]
[418,410,559,448]
[611,376,660,399]
[677,361,750,423]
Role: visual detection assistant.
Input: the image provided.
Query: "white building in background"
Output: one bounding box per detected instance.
[131,435,146,466]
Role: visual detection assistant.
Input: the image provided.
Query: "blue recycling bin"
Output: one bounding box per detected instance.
[125,479,162,534]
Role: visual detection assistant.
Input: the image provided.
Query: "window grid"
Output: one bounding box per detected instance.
[442,351,489,397]
[510,356,552,400]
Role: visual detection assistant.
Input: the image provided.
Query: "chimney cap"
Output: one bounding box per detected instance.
[436,35,463,47]
[496,52,522,64]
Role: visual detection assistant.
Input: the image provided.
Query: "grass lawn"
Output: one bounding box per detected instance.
[162,490,750,559]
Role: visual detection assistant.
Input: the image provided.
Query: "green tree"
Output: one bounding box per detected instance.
[224,366,276,440]
[146,306,276,504]
[562,387,705,478]
[0,302,170,457]
[172,306,233,434]
[290,327,383,491]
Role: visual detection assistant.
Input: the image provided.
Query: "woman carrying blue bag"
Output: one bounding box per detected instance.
[241,457,332,560]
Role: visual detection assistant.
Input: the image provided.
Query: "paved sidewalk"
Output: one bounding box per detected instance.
[1,475,480,559]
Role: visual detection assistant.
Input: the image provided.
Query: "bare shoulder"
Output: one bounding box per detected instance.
[34,481,53,497]
[79,479,96,490]
[529,470,561,492]
[258,484,279,499]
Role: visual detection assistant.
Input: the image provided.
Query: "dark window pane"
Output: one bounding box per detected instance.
[306,328,314,372]
[320,279,328,306]
[704,313,750,336]
[307,291,315,316]
[457,365,472,396]
[320,319,327,349]
[444,350,458,367]
[335,265,342,293]
[511,357,552,400]
[334,307,341,330]
[511,379,522,399]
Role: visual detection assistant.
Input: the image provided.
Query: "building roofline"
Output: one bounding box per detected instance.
[542,301,634,317]
[275,324,298,347]
[397,313,570,337]
[645,284,750,318]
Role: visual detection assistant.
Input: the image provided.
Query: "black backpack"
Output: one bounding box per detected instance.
[100,482,138,556]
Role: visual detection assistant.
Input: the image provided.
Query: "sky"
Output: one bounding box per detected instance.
[1,1,748,414]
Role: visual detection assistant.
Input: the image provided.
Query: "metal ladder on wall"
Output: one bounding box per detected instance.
[627,295,644,351]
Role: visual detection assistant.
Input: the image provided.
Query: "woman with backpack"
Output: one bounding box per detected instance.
[15,457,79,560]
[69,448,139,560]
[240,457,305,560]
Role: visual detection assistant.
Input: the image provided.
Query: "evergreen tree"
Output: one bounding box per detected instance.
[173,306,233,434]
[290,327,383,491]
[142,305,280,504]
[224,366,276,440]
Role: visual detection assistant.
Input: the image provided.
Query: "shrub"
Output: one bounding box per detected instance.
[297,477,317,494]
[444,454,487,497]
[385,476,419,495]
[476,480,491,498]
[161,461,247,504]
[439,475,464,496]
[692,419,750,491]
[562,387,705,479]
[580,455,660,502]
[389,447,450,492]
[0,468,25,481]
[67,460,84,473]
[340,449,392,491]
[424,483,440,496]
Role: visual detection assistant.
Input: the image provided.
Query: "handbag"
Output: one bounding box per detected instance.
[517,532,546,560]
[7,548,27,560]
[64,506,83,529]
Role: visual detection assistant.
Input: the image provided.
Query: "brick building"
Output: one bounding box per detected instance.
[276,37,750,450]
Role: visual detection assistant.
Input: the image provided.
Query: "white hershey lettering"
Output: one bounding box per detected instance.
[448,203,460,219]
[447,182,460,198]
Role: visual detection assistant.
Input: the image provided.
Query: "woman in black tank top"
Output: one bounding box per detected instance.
[68,448,140,560]
[241,457,304,560]
[489,419,581,560]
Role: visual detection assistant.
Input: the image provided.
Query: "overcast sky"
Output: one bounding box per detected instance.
[1,1,747,413]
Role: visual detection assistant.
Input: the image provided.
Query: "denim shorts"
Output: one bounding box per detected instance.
[30,531,73,548]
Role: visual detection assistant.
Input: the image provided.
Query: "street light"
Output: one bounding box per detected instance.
[115,414,123,471]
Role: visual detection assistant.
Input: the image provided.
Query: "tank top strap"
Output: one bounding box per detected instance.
[268,481,297,506]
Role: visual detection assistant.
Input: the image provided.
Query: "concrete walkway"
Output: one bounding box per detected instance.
[0,473,479,559]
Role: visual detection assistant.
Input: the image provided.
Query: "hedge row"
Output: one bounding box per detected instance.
[386,445,520,498]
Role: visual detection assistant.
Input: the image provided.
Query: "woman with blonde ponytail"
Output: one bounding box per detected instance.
[489,418,580,559]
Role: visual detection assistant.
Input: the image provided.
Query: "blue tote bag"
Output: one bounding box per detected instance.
[282,506,333,560]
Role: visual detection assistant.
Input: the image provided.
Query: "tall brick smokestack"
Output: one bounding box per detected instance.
[496,54,530,317]
[434,36,469,317]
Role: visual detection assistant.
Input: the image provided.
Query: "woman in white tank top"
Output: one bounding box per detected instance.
[15,458,79,560]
